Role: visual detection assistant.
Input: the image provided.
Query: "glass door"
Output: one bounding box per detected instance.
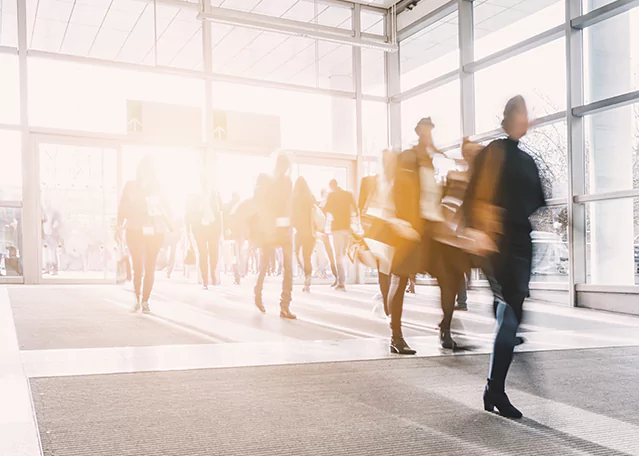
[38,142,119,281]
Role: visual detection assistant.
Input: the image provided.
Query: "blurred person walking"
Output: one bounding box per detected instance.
[186,175,223,290]
[464,95,545,418]
[117,156,173,313]
[386,117,444,355]
[253,153,297,319]
[318,188,338,284]
[359,149,402,320]
[293,176,317,293]
[323,179,357,291]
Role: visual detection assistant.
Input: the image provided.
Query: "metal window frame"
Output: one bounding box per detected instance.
[572,89,639,117]
[574,189,639,204]
[571,0,639,29]
[397,0,457,41]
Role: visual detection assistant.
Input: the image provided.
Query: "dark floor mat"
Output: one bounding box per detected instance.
[31,347,639,456]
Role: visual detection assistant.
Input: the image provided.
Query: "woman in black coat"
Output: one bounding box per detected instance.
[465,95,545,419]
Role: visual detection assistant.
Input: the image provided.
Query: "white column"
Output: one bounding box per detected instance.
[587,0,634,285]
[458,0,475,138]
[17,0,39,284]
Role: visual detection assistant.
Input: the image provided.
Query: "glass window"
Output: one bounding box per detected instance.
[0,54,19,125]
[520,121,568,200]
[214,26,353,91]
[473,0,564,60]
[584,102,638,195]
[361,10,385,35]
[401,79,461,148]
[362,101,388,157]
[582,0,619,14]
[530,205,570,283]
[294,164,349,197]
[216,153,273,202]
[583,7,639,104]
[362,48,386,96]
[400,10,459,92]
[0,206,22,277]
[585,198,638,285]
[0,130,21,200]
[475,38,566,133]
[0,0,17,47]
[212,81,356,155]
[28,58,205,135]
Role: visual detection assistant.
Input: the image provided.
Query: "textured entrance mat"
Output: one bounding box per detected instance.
[31,347,639,456]
[9,287,208,350]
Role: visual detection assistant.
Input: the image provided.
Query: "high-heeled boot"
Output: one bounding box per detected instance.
[483,381,522,419]
[439,328,457,350]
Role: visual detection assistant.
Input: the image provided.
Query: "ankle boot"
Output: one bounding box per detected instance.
[390,336,416,355]
[483,382,522,419]
[439,328,457,350]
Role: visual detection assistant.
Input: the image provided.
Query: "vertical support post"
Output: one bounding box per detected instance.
[17,0,38,284]
[458,0,475,138]
[353,3,363,284]
[201,0,215,177]
[566,0,586,306]
[386,9,402,150]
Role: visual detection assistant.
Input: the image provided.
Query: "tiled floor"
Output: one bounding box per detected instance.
[3,280,639,455]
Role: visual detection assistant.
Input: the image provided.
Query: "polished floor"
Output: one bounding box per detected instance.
[3,278,639,455]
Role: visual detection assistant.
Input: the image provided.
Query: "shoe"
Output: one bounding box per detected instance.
[406,285,416,294]
[233,278,241,285]
[335,285,346,292]
[141,302,151,314]
[331,280,338,287]
[439,329,457,350]
[515,336,525,346]
[302,285,310,293]
[280,308,297,320]
[131,298,141,313]
[202,285,209,291]
[390,337,416,355]
[454,303,468,311]
[483,384,522,419]
[254,296,266,313]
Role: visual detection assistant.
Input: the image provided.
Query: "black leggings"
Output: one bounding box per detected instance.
[388,275,409,338]
[127,230,163,303]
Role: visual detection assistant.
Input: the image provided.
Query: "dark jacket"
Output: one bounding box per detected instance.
[292,177,316,239]
[118,180,171,234]
[252,174,293,248]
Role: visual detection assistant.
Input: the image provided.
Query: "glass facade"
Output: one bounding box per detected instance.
[0,0,637,300]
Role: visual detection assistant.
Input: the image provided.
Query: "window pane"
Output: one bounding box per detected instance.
[0,54,20,125]
[585,198,638,285]
[583,7,639,104]
[0,130,21,200]
[475,38,566,133]
[29,58,205,135]
[0,206,22,277]
[400,10,459,92]
[584,102,639,195]
[583,0,618,14]
[530,205,569,283]
[474,0,564,60]
[213,26,353,91]
[212,82,356,155]
[1,0,17,47]
[361,10,385,35]
[363,101,388,157]
[401,79,461,148]
[520,121,568,199]
[362,48,386,96]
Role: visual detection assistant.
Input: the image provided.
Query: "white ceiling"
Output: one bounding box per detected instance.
[25,0,387,91]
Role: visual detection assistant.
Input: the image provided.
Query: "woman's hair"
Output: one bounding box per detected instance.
[273,150,293,177]
[293,175,312,198]
[501,95,526,131]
